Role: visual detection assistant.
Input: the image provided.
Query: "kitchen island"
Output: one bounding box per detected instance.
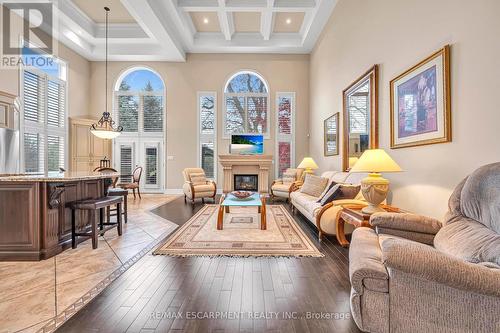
[0,171,119,261]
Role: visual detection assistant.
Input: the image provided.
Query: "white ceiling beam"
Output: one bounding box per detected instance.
[260,0,275,40]
[301,0,338,51]
[121,0,186,61]
[217,0,234,41]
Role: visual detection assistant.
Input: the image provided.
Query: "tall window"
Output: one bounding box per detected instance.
[198,92,217,179]
[224,71,269,138]
[276,92,295,177]
[22,48,67,173]
[114,68,165,191]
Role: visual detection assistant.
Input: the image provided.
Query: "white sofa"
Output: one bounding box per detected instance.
[290,171,368,241]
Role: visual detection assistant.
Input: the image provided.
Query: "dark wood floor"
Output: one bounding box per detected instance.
[57,197,361,333]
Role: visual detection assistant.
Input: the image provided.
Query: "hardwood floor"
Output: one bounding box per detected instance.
[56,196,361,333]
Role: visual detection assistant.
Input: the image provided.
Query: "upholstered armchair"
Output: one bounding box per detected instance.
[182,168,217,204]
[349,163,500,333]
[270,168,305,202]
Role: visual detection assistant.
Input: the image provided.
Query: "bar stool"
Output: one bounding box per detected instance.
[107,187,128,223]
[70,196,123,249]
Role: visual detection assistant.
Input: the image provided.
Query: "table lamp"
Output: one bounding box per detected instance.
[297,157,319,175]
[350,149,402,214]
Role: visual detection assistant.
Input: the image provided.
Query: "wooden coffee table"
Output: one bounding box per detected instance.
[336,205,401,247]
[217,192,267,230]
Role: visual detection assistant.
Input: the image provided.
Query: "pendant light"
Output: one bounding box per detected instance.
[90,6,122,139]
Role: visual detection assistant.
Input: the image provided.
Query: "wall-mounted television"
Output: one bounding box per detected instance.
[230,134,264,155]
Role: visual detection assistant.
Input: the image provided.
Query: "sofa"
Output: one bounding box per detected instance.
[349,163,500,333]
[270,168,305,202]
[290,170,368,240]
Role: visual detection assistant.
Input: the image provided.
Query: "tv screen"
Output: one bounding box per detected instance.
[230,134,264,155]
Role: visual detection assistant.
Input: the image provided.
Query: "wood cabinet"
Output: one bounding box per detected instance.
[0,91,18,129]
[70,118,112,172]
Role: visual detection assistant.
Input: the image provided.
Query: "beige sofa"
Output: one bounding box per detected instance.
[349,163,500,333]
[290,171,368,240]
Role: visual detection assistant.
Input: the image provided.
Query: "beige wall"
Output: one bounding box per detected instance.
[310,0,500,218]
[0,11,91,118]
[89,53,310,189]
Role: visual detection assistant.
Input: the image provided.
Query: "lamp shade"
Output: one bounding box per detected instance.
[350,149,402,173]
[297,157,319,170]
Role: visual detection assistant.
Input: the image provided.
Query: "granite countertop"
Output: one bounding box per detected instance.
[0,171,120,182]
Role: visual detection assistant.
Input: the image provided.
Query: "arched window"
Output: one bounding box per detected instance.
[113,67,165,191]
[224,71,269,137]
[115,68,165,133]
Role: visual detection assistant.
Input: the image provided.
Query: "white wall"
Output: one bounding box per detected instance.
[310,0,500,219]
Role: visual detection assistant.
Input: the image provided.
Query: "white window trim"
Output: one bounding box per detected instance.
[275,92,296,178]
[197,91,217,180]
[112,67,167,192]
[223,70,270,139]
[20,58,69,173]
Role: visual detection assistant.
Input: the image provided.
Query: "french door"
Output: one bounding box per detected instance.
[113,137,163,192]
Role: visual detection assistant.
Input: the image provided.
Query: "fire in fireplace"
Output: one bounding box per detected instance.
[234,174,258,191]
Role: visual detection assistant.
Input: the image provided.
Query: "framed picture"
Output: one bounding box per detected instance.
[390,45,451,149]
[324,113,339,156]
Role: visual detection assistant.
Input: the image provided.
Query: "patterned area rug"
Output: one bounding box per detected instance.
[154,204,323,257]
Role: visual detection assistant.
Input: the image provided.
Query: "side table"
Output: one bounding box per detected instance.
[336,205,401,247]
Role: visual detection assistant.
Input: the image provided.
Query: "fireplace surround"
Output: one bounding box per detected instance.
[218,154,273,193]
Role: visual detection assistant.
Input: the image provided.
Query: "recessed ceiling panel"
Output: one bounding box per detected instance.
[233,12,261,33]
[72,0,136,24]
[190,12,221,32]
[274,12,305,33]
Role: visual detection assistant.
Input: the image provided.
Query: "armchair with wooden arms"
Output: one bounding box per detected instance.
[182,168,217,204]
[270,168,305,203]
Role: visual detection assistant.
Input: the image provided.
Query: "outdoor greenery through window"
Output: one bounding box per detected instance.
[224,71,269,137]
[198,92,216,179]
[116,69,164,133]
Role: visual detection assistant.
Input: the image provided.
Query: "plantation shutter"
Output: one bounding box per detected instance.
[120,145,133,182]
[23,70,45,124]
[145,147,158,185]
[47,80,65,128]
[117,95,139,132]
[47,135,64,172]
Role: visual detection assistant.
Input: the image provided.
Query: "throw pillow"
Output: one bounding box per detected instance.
[336,184,361,200]
[318,184,341,206]
[316,181,338,203]
[300,174,328,197]
[282,170,297,185]
[190,172,207,186]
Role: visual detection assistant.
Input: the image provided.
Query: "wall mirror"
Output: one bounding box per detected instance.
[342,65,378,171]
[324,113,339,156]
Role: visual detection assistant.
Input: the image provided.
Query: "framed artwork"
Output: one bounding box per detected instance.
[390,45,451,149]
[324,113,339,156]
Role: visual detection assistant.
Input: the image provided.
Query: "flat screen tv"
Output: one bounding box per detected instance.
[230,134,264,155]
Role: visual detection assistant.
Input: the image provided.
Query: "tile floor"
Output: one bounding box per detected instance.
[0,194,179,333]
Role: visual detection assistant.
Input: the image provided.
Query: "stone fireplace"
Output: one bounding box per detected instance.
[234,174,258,191]
[219,154,273,193]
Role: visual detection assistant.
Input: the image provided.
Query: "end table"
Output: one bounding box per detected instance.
[336,205,401,247]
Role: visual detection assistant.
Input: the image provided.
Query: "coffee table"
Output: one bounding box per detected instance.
[217,192,266,230]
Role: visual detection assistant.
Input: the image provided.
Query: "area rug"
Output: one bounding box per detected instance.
[153,204,323,258]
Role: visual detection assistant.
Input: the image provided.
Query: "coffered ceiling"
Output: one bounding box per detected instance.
[48,0,338,61]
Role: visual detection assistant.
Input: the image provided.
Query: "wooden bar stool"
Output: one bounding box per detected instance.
[107,187,128,223]
[70,196,123,249]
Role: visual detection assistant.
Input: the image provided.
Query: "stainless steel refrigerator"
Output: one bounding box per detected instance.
[0,127,20,174]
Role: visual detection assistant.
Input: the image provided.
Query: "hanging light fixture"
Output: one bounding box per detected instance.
[90,7,122,139]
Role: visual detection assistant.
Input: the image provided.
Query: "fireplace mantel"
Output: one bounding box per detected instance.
[218,154,273,193]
